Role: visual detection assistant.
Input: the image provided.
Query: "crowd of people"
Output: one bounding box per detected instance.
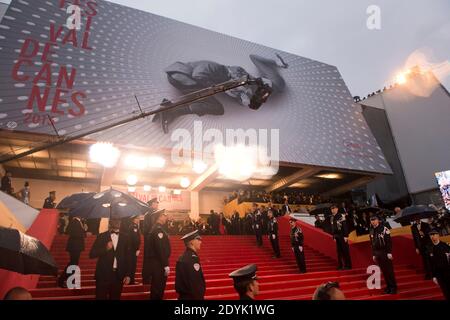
[224,189,325,205]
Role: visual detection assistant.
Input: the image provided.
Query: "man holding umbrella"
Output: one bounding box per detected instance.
[142,197,159,284]
[89,218,131,300]
[146,209,171,300]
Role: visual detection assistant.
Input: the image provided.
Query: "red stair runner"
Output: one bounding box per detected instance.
[30,233,444,300]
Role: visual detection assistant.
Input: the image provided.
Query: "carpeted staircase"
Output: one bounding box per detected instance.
[30,231,444,300]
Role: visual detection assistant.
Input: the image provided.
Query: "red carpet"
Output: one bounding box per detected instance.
[30,232,444,300]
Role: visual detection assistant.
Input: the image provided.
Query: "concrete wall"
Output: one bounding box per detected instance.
[199,190,229,215]
[11,177,99,209]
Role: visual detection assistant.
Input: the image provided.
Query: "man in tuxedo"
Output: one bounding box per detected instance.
[89,218,131,300]
[147,210,171,300]
[231,211,241,235]
[252,203,263,247]
[267,209,281,258]
[58,216,86,288]
[128,215,141,285]
[142,197,159,284]
[411,218,433,279]
[281,199,292,216]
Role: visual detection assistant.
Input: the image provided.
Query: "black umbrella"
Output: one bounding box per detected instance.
[393,205,438,224]
[56,192,96,210]
[309,203,333,216]
[0,227,58,276]
[68,188,150,219]
[356,206,394,217]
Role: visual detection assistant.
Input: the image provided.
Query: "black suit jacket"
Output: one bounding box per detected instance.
[89,231,131,284]
[65,218,86,252]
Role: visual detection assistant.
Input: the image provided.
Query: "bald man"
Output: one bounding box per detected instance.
[3,287,32,300]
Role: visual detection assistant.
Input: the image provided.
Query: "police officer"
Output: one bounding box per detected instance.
[289,218,306,273]
[330,204,352,270]
[128,215,141,285]
[267,209,280,258]
[370,215,397,294]
[43,191,56,209]
[428,229,450,300]
[252,203,263,247]
[229,264,259,300]
[411,218,432,279]
[142,197,159,284]
[175,230,206,300]
[147,209,171,300]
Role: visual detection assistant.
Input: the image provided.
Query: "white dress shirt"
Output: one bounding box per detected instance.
[110,232,119,269]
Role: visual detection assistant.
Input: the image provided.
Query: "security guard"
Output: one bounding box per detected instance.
[370,215,397,294]
[411,218,432,279]
[267,209,280,258]
[128,215,141,285]
[147,209,171,300]
[289,218,306,273]
[252,203,263,247]
[175,230,206,300]
[330,205,352,270]
[43,191,56,209]
[428,229,450,300]
[229,264,259,300]
[142,197,159,284]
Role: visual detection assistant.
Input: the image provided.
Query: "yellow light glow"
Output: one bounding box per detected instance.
[126,174,138,186]
[148,156,166,168]
[180,177,191,188]
[89,142,120,168]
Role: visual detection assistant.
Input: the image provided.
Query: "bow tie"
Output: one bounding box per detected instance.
[110,231,119,235]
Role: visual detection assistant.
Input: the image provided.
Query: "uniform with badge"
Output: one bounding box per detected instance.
[43,191,56,209]
[428,230,450,300]
[175,230,206,300]
[128,217,141,285]
[370,216,397,294]
[253,209,263,247]
[290,218,306,273]
[330,212,352,269]
[268,215,280,258]
[147,219,171,299]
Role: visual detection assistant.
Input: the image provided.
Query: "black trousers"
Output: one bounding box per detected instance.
[335,236,352,269]
[269,234,280,257]
[255,225,263,246]
[129,252,138,284]
[292,245,306,272]
[149,261,167,300]
[95,272,124,300]
[58,250,81,285]
[419,247,432,278]
[374,251,397,290]
[436,272,450,300]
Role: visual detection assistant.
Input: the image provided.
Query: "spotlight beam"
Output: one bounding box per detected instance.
[0,76,269,164]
